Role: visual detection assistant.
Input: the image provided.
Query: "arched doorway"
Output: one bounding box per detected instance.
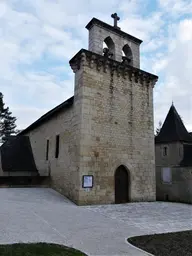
[115,165,129,204]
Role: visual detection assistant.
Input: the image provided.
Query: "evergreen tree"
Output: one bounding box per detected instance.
[0,92,6,136]
[0,92,17,143]
[15,129,23,134]
[155,121,162,136]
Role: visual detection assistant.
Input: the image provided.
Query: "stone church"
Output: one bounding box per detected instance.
[0,14,158,205]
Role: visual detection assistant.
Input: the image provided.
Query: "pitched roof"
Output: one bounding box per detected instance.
[20,96,74,135]
[155,104,192,143]
[180,144,192,167]
[0,135,37,172]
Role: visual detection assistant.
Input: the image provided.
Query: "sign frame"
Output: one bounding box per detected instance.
[82,175,94,188]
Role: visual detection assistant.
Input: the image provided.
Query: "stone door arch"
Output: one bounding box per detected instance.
[115,165,129,204]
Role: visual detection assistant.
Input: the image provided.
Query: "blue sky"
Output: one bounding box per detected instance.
[0,0,192,131]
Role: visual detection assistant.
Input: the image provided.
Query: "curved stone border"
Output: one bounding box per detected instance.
[125,237,154,256]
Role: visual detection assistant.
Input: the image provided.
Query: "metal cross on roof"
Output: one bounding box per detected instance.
[111,13,120,29]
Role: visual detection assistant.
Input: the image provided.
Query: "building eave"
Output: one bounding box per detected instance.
[86,18,143,45]
[69,49,158,83]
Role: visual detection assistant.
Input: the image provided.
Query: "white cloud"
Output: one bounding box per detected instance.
[178,19,192,42]
[120,12,164,41]
[0,2,7,19]
[154,18,192,130]
[0,0,191,134]
[142,36,166,52]
[13,106,48,130]
[119,0,146,14]
[153,57,168,73]
[3,70,74,130]
[158,0,192,16]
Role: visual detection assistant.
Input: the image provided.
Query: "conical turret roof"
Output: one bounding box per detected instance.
[155,104,192,143]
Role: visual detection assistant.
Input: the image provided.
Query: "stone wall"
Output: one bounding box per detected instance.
[25,102,81,204]
[155,142,183,166]
[71,50,157,205]
[155,142,192,204]
[156,166,192,204]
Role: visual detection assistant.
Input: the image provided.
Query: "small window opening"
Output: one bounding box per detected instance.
[46,139,49,160]
[163,146,168,156]
[55,135,60,159]
[162,167,172,184]
[179,146,182,157]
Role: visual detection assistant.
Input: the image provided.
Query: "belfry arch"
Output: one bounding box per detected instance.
[103,36,115,59]
[122,44,133,65]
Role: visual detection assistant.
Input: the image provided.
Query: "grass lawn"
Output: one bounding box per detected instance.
[128,230,192,256]
[0,243,87,256]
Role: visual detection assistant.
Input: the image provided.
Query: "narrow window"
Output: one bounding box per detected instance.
[179,146,182,157]
[46,139,49,160]
[55,135,60,158]
[163,146,168,156]
[162,167,172,184]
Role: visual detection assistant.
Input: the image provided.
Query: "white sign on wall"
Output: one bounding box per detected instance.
[162,167,172,183]
[82,175,93,188]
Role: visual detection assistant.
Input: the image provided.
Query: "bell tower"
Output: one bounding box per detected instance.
[70,14,158,205]
[86,13,142,68]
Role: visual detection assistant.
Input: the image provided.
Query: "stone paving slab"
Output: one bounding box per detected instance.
[84,202,192,234]
[0,188,191,256]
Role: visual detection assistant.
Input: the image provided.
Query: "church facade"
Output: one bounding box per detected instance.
[0,15,158,205]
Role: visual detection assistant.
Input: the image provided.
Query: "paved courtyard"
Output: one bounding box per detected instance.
[0,188,191,256]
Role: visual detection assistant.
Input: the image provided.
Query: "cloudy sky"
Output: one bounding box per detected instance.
[0,0,192,132]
